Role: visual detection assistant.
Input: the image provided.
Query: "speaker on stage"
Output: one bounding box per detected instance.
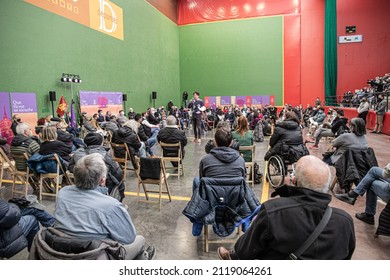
[49,91,56,102]
[122,94,127,102]
[152,91,157,100]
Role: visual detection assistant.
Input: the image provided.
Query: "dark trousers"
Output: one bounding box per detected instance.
[192,115,202,139]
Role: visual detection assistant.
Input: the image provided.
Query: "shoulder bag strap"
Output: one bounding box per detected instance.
[289,207,332,260]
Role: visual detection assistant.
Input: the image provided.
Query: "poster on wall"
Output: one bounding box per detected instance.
[79,91,123,116]
[235,96,246,107]
[10,92,38,136]
[0,92,13,144]
[220,96,231,106]
[262,95,270,106]
[251,96,262,106]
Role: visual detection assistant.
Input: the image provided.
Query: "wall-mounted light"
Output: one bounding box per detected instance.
[61,73,82,83]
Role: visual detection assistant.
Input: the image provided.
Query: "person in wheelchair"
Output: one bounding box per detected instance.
[264,111,309,164]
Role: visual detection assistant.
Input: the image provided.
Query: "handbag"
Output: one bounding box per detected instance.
[289,207,332,260]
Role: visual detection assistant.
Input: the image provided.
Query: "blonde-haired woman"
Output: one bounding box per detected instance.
[232,116,253,162]
[39,126,72,163]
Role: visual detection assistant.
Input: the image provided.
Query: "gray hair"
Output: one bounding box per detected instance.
[294,155,331,193]
[16,123,30,135]
[74,154,107,190]
[166,115,177,126]
[216,121,231,131]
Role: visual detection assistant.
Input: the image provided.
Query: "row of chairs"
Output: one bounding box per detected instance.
[0,149,67,201]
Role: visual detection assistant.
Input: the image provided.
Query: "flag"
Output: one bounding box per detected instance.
[56,96,68,117]
[70,100,77,128]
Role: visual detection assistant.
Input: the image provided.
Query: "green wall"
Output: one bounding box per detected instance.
[179,16,283,105]
[0,0,180,117]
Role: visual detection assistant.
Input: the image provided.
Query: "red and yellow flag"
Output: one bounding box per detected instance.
[56,96,68,117]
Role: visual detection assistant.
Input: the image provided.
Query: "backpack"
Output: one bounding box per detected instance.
[253,162,263,184]
[253,121,264,142]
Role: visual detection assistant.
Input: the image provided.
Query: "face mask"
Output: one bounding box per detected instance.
[16,118,21,122]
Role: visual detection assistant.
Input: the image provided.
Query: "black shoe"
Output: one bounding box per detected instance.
[370,131,377,134]
[355,212,375,225]
[335,193,357,205]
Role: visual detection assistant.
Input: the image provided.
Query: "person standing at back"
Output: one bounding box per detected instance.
[188,92,205,144]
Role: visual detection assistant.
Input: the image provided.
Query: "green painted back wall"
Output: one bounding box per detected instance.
[0,0,180,117]
[179,16,283,105]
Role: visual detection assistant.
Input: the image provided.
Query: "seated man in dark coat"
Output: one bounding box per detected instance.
[68,132,125,201]
[218,155,356,260]
[157,115,187,167]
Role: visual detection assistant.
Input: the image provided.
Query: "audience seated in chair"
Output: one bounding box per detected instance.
[335,163,390,225]
[38,126,72,164]
[264,111,308,163]
[68,132,125,201]
[310,109,349,149]
[218,156,356,260]
[157,115,187,167]
[0,197,54,258]
[193,127,245,192]
[325,117,368,166]
[53,153,155,260]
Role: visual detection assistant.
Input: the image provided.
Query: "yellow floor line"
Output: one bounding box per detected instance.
[260,162,270,203]
[125,191,191,201]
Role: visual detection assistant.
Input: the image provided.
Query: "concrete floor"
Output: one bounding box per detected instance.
[2,127,389,260]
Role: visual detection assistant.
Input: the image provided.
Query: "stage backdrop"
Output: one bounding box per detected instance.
[79,91,123,116]
[0,92,13,144]
[10,92,38,136]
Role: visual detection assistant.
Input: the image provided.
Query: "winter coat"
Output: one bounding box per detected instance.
[39,140,72,162]
[265,120,308,162]
[68,145,124,198]
[313,110,326,124]
[27,153,67,174]
[10,134,40,171]
[199,147,245,179]
[182,177,261,237]
[111,126,141,158]
[233,185,355,260]
[157,126,187,158]
[0,199,28,258]
[331,133,368,164]
[334,148,378,191]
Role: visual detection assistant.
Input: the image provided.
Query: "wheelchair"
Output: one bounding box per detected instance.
[266,154,297,188]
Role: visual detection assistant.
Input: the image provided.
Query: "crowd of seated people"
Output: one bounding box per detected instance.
[2,91,388,261]
[340,73,389,109]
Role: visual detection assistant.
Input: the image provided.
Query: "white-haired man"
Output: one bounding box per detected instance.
[53,153,155,260]
[218,155,356,260]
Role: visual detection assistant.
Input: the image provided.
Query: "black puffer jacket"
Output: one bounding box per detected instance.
[331,117,349,135]
[233,186,355,260]
[269,120,303,148]
[111,126,141,158]
[265,120,308,161]
[182,177,260,237]
[0,199,28,258]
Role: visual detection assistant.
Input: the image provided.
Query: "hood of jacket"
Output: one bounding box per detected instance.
[210,147,241,164]
[276,120,299,130]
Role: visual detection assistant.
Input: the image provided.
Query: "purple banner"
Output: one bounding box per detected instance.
[79,91,123,116]
[262,95,270,105]
[0,92,13,144]
[220,96,231,106]
[10,92,38,136]
[251,96,262,105]
[236,96,246,107]
[10,92,37,113]
[208,96,217,110]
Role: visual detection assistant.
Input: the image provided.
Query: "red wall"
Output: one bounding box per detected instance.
[300,0,325,107]
[337,0,390,97]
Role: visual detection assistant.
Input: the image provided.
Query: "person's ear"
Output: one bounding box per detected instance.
[99,176,106,186]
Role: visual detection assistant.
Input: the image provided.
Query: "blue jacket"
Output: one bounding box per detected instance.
[27,153,66,174]
[0,199,28,258]
[183,177,261,237]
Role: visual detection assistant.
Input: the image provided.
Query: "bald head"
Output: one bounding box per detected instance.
[294,155,331,193]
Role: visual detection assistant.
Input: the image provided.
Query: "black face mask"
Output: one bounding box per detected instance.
[16,118,21,122]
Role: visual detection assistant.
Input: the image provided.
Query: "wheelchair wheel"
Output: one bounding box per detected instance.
[267,155,285,188]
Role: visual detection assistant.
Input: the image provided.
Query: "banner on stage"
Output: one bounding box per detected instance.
[10,92,38,136]
[79,91,123,116]
[204,95,274,108]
